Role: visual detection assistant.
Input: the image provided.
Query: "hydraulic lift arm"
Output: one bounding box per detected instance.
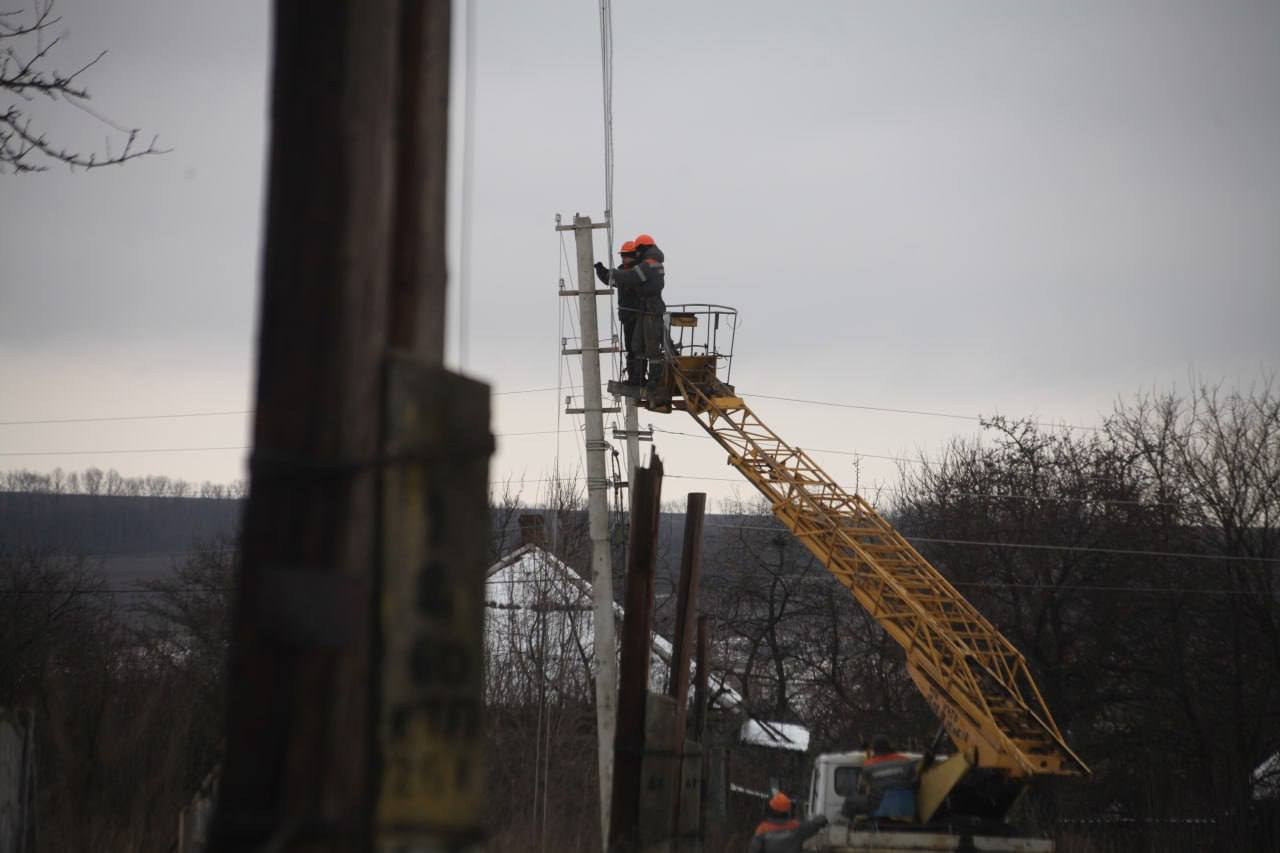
[662,358,1089,780]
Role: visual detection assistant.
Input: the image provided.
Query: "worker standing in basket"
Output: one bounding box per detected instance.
[599,233,666,393]
[594,240,644,384]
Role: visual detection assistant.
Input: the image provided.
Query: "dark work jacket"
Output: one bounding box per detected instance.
[609,246,665,303]
[597,259,643,311]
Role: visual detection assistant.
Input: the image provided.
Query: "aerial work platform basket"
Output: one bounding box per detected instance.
[606,303,744,414]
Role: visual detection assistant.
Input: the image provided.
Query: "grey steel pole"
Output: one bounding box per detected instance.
[564,213,619,849]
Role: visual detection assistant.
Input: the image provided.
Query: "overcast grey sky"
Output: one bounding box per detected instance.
[2,0,1277,507]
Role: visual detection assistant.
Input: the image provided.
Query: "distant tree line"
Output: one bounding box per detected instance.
[0,466,246,499]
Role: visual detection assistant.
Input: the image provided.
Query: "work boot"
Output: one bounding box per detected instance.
[626,356,646,386]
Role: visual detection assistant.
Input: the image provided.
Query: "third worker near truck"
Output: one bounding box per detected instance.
[596,232,665,389]
[747,791,828,853]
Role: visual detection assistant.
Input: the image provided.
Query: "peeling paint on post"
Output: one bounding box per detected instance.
[375,356,493,850]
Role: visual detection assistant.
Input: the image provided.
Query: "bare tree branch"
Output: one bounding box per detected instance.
[1,0,165,173]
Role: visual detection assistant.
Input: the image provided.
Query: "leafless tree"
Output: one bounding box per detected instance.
[1,0,164,172]
[0,544,103,707]
[484,525,600,852]
[701,497,931,752]
[1105,378,1280,821]
[892,379,1280,845]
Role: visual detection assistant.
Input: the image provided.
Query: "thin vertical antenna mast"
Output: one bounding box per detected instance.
[556,213,618,849]
[458,0,477,369]
[595,0,644,489]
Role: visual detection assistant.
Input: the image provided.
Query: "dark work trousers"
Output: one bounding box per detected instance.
[640,300,665,360]
[640,298,666,394]
[620,308,644,384]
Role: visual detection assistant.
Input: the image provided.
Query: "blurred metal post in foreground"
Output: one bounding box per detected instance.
[210,3,490,851]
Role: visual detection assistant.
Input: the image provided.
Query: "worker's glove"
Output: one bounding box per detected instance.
[594,261,608,275]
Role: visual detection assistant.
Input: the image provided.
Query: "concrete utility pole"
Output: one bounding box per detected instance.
[622,399,642,487]
[557,213,621,849]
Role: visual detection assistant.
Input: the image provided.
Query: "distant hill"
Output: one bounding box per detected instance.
[0,491,786,598]
[0,492,242,556]
[0,492,242,587]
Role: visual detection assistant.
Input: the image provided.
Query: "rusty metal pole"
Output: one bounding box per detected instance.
[609,451,664,852]
[212,4,489,852]
[667,493,706,734]
[210,3,401,849]
[692,615,712,852]
[667,493,706,847]
[376,3,495,850]
[691,616,710,745]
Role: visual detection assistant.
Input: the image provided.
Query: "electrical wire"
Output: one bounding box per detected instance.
[0,428,586,458]
[0,446,249,458]
[0,411,251,426]
[458,0,477,370]
[597,0,615,258]
[741,391,1105,433]
[652,426,1184,508]
[699,521,1279,565]
[3,579,1271,598]
[0,386,582,428]
[0,386,1100,433]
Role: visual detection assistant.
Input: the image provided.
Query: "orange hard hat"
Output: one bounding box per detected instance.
[620,240,637,254]
[768,792,791,813]
[633,233,656,247]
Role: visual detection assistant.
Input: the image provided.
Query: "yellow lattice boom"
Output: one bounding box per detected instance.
[668,360,1088,779]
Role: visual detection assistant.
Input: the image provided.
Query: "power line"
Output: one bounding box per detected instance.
[654,424,920,465]
[740,391,1105,433]
[0,428,589,458]
[4,455,1263,566]
[3,579,1270,598]
[0,386,583,428]
[0,411,251,427]
[457,0,478,370]
[0,445,249,458]
[0,385,1096,433]
[498,471,1280,565]
[908,536,1280,564]
[950,581,1270,597]
[654,427,1174,508]
[700,521,1279,565]
[491,475,1277,565]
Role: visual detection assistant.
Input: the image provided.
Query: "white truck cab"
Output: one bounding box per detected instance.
[803,751,1054,852]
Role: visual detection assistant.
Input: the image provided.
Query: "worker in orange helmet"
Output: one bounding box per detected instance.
[594,240,644,384]
[748,790,828,853]
[865,734,908,766]
[598,233,666,392]
[860,735,917,820]
[596,233,665,388]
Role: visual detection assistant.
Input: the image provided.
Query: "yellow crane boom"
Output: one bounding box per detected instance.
[621,308,1088,780]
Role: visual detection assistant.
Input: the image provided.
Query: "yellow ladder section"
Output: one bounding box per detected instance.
[673,372,1088,778]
